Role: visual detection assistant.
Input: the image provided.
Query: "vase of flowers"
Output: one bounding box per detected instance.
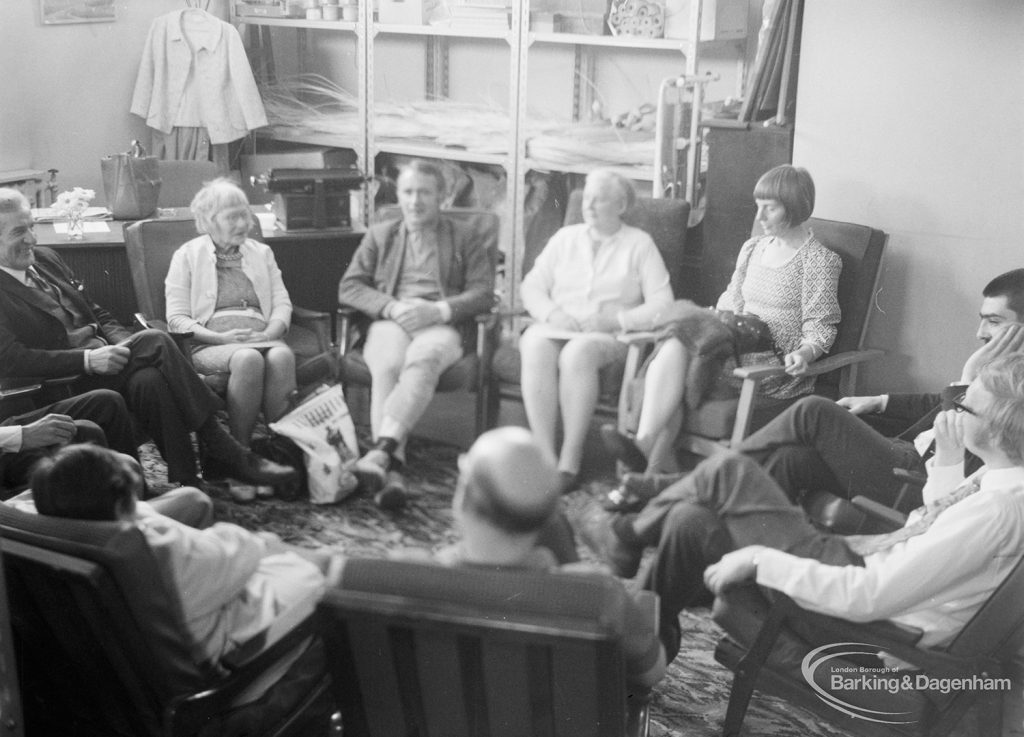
[52,187,95,241]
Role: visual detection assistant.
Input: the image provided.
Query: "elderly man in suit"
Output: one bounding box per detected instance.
[0,188,296,490]
[338,159,495,508]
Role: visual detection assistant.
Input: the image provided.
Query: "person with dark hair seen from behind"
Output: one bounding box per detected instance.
[338,159,495,510]
[0,187,298,494]
[599,165,841,484]
[31,443,339,697]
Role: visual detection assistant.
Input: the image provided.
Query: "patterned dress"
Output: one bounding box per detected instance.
[191,256,286,375]
[715,231,842,398]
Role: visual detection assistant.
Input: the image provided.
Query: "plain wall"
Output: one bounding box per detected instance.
[0,0,229,205]
[794,0,1024,393]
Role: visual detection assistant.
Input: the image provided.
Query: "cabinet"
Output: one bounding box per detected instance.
[230,2,752,307]
[700,122,793,304]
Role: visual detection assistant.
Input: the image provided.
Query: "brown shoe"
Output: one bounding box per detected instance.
[578,503,643,578]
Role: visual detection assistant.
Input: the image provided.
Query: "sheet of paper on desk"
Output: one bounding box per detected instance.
[32,206,112,222]
[52,221,111,234]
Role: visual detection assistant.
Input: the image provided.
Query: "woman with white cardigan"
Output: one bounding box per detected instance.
[165,179,297,454]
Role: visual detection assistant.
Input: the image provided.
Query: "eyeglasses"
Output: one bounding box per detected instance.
[951,393,978,416]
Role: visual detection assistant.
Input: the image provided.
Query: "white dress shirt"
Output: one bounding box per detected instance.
[755,463,1024,648]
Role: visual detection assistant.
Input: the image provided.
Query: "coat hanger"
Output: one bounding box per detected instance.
[184,0,211,9]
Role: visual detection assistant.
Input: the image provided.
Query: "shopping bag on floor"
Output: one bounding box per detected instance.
[269,384,359,504]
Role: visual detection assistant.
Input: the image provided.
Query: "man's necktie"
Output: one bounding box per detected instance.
[846,474,984,556]
[27,267,59,300]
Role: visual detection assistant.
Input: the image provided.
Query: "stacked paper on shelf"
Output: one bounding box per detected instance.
[448,2,511,30]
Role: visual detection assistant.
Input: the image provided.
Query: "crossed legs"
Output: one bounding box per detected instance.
[635,452,862,658]
[363,320,463,455]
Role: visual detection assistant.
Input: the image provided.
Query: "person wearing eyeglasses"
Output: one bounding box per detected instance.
[582,353,1024,667]
[601,268,1024,516]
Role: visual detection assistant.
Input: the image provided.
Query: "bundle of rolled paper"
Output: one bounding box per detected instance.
[608,0,665,38]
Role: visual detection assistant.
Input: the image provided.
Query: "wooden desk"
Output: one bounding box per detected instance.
[34,217,364,326]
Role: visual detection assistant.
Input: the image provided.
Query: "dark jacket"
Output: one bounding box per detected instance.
[337,214,495,347]
[0,247,132,379]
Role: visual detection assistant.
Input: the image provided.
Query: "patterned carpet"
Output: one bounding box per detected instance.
[144,436,863,737]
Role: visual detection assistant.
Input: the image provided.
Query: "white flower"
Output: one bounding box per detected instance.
[52,187,96,218]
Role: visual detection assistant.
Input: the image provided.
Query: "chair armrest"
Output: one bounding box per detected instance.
[292,305,331,325]
[803,349,885,377]
[292,305,334,359]
[0,380,43,401]
[851,495,908,528]
[167,614,319,733]
[133,313,193,341]
[617,331,659,346]
[731,349,885,383]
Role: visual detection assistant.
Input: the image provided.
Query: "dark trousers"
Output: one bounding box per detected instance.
[738,395,925,506]
[631,395,924,544]
[76,330,222,483]
[638,452,863,658]
[0,389,135,497]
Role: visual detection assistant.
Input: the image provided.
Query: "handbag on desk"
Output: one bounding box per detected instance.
[101,141,161,219]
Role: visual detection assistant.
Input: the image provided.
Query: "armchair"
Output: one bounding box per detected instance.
[713,561,1024,737]
[617,217,888,458]
[336,207,501,438]
[318,557,656,737]
[0,503,331,736]
[124,216,337,394]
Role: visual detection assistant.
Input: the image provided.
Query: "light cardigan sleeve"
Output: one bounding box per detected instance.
[618,235,673,331]
[520,228,565,323]
[798,242,842,353]
[165,244,199,334]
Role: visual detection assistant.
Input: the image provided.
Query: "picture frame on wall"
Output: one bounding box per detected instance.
[40,0,116,25]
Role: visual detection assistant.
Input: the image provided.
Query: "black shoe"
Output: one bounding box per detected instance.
[213,451,300,486]
[374,471,409,511]
[354,450,389,495]
[599,424,647,472]
[578,502,643,578]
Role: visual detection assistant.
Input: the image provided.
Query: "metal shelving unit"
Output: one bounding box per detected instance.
[230,1,745,309]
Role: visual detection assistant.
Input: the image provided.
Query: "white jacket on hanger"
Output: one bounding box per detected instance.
[131,9,268,145]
